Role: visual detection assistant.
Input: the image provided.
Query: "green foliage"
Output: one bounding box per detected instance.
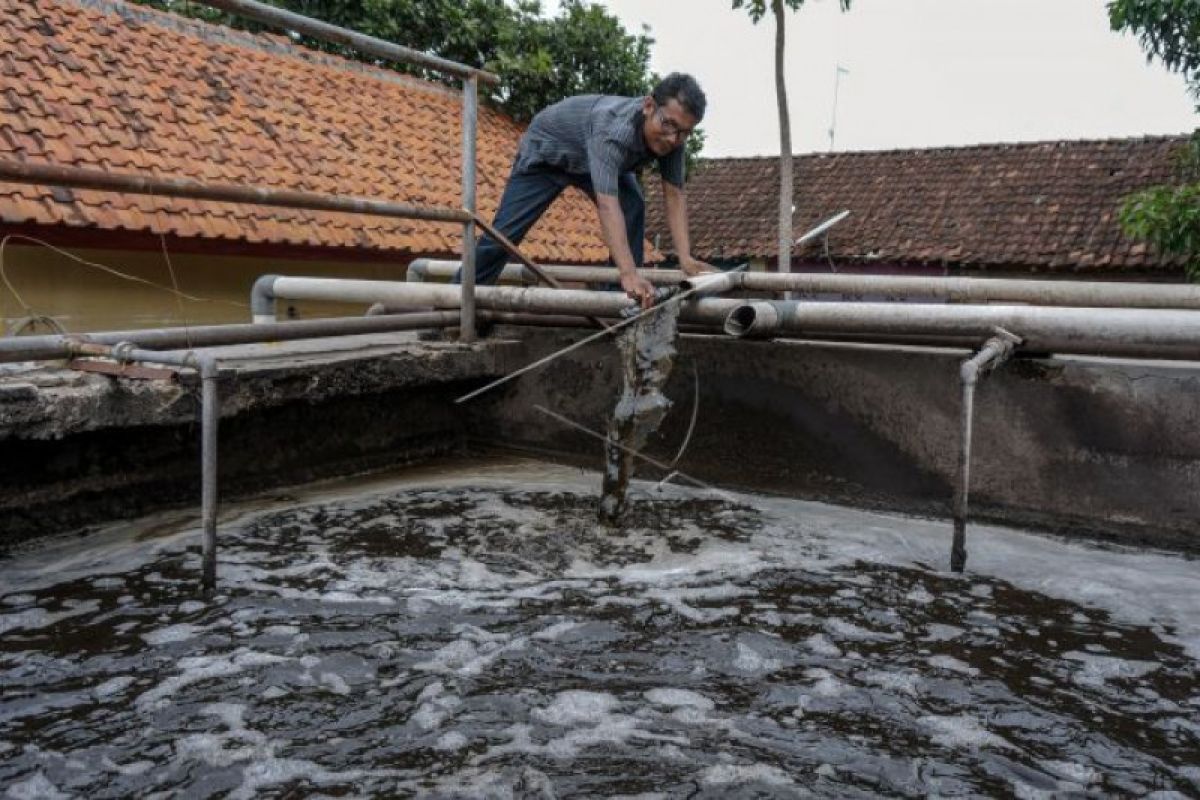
[1107,0,1200,280]
[731,0,850,23]
[1108,0,1200,98]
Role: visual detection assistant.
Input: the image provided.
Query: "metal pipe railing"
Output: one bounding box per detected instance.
[0,161,470,225]
[0,312,461,363]
[257,276,742,327]
[460,75,479,342]
[407,259,1200,310]
[201,0,499,85]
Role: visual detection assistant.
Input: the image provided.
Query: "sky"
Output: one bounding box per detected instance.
[594,0,1198,157]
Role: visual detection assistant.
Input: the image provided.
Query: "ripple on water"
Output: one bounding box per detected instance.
[0,484,1198,798]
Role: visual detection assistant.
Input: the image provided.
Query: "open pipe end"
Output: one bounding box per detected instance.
[680,271,741,296]
[723,302,780,339]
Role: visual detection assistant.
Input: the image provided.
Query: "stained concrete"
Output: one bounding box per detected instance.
[0,333,516,545]
[3,326,1199,552]
[470,329,1200,550]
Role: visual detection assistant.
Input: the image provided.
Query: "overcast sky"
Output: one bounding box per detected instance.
[594,0,1198,157]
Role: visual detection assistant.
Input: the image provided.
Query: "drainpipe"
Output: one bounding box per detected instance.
[952,327,1022,573]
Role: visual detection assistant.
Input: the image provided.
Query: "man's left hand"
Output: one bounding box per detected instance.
[679,257,717,276]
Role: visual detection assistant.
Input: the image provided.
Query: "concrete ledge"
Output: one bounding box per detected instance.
[0,334,518,545]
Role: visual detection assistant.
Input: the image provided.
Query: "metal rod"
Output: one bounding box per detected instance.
[408,258,1200,310]
[460,75,479,342]
[200,361,220,591]
[0,312,461,363]
[453,267,747,404]
[951,329,1021,572]
[470,215,611,331]
[0,161,470,225]
[201,0,499,85]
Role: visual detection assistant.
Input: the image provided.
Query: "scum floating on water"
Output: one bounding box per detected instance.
[1,468,1199,798]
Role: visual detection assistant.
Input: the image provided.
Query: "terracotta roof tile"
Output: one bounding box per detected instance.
[648,137,1194,274]
[0,0,613,262]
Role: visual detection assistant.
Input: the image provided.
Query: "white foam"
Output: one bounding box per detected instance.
[533,690,619,726]
[434,731,468,751]
[5,772,69,800]
[319,672,351,696]
[643,688,715,711]
[142,623,203,646]
[927,655,980,676]
[701,763,795,786]
[92,675,136,700]
[732,641,781,674]
[861,669,921,696]
[1063,651,1161,686]
[805,633,842,657]
[919,714,1012,749]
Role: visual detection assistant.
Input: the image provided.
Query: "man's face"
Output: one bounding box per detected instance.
[642,96,697,157]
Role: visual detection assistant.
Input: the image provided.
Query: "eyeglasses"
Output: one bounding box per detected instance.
[654,105,693,140]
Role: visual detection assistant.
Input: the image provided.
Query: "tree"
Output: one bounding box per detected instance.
[1108,0,1200,280]
[733,0,850,275]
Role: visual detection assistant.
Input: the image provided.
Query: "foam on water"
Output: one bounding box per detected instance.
[1,458,1198,797]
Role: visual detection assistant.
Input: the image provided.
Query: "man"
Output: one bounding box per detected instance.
[460,72,715,309]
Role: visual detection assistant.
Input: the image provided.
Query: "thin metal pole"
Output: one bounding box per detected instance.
[200,362,220,592]
[201,0,499,85]
[0,160,470,225]
[460,75,478,342]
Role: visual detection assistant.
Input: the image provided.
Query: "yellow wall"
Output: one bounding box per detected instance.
[0,243,415,333]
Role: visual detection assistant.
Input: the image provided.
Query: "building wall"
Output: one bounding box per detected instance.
[0,243,420,333]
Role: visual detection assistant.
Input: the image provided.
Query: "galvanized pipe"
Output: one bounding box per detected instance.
[407,258,1200,310]
[460,74,479,342]
[201,0,499,84]
[0,161,471,226]
[105,343,223,591]
[0,312,460,363]
[722,300,1200,360]
[951,329,1021,573]
[263,276,742,325]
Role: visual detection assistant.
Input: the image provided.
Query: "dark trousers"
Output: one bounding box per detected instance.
[456,163,645,285]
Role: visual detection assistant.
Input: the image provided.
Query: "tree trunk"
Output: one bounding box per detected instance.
[773,0,792,276]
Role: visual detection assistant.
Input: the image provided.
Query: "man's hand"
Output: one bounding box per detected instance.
[679,256,717,277]
[620,271,656,310]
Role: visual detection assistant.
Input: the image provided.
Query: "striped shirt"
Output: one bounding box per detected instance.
[515,95,686,196]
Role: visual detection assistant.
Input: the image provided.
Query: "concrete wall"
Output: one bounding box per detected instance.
[470,329,1200,549]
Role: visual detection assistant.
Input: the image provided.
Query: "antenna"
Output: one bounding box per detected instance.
[828,64,849,152]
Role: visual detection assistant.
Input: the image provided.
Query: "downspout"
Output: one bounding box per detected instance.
[952,327,1022,573]
[251,274,280,324]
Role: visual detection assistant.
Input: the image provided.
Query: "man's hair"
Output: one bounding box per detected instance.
[651,73,707,122]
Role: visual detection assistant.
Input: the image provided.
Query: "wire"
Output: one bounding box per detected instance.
[0,233,247,338]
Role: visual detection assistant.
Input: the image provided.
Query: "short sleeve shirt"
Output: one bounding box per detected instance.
[514,95,686,196]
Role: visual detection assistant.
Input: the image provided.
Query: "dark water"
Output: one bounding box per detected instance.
[2,476,1198,798]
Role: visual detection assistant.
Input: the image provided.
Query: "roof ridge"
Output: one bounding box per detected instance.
[67,0,461,100]
[701,132,1195,164]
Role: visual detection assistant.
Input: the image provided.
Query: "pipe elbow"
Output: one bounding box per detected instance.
[407,258,431,283]
[251,274,280,323]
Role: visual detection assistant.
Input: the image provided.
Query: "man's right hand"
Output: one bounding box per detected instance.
[620,271,656,310]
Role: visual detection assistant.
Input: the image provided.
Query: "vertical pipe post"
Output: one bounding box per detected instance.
[950,328,1021,572]
[951,366,978,573]
[200,360,220,591]
[460,75,479,342]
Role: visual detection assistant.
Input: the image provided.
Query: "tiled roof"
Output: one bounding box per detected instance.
[0,0,612,263]
[648,136,1194,274]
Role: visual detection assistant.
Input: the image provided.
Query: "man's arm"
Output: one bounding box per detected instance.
[662,181,715,276]
[595,193,655,308]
